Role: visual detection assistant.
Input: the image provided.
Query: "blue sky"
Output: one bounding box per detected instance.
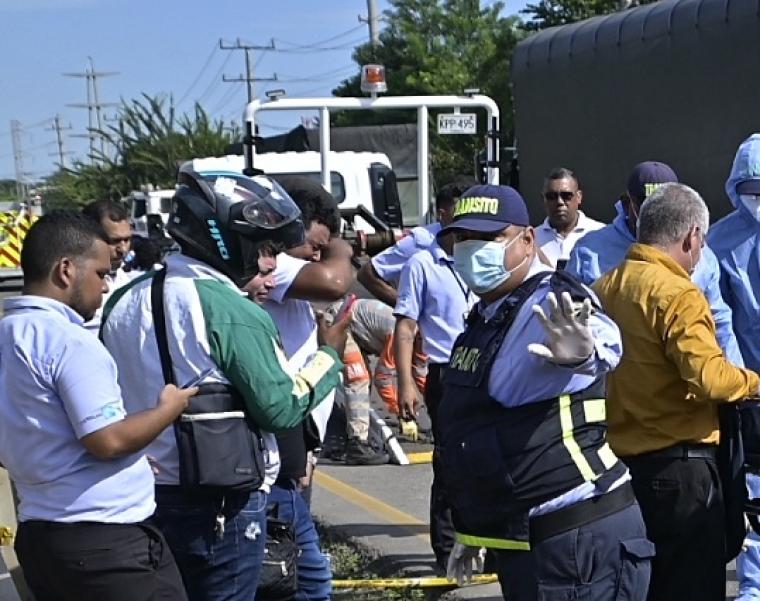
[0,0,526,182]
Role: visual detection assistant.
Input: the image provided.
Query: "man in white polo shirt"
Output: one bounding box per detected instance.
[534,167,604,269]
[81,199,137,333]
[0,211,195,601]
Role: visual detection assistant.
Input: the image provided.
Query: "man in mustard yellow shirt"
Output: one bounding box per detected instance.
[594,182,760,601]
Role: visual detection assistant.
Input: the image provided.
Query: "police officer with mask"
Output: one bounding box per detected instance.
[437,185,653,601]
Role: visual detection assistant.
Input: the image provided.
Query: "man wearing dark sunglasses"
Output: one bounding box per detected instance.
[535,167,604,269]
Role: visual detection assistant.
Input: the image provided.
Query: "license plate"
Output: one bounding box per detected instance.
[437,113,477,135]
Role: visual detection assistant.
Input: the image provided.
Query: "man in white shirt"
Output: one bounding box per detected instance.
[81,199,137,332]
[534,168,604,269]
[1,211,194,601]
[264,177,389,466]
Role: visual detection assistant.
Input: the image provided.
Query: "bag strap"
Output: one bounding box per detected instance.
[150,266,176,386]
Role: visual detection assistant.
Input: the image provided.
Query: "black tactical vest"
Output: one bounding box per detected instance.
[438,271,626,547]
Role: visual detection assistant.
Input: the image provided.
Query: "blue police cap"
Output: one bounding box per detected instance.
[626,161,678,202]
[437,184,530,237]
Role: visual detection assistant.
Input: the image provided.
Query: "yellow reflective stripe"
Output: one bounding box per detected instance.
[292,349,336,399]
[597,442,618,470]
[332,574,499,588]
[583,398,606,423]
[455,532,531,551]
[559,394,596,481]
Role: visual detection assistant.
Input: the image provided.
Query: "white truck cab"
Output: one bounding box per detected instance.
[192,151,403,232]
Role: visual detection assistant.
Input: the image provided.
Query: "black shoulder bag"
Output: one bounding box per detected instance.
[151,267,265,492]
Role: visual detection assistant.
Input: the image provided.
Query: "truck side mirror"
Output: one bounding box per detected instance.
[368,163,403,229]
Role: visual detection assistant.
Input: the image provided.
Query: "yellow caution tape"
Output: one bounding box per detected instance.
[405,451,433,464]
[0,526,15,545]
[332,574,498,588]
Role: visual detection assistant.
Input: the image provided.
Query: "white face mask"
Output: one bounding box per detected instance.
[453,234,526,295]
[740,194,760,221]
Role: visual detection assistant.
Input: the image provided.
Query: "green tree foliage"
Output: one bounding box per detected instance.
[332,0,525,183]
[44,94,239,208]
[0,180,17,204]
[520,0,656,31]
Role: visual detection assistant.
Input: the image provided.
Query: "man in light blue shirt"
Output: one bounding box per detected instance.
[566,161,743,365]
[358,181,473,305]
[437,184,651,601]
[394,230,477,571]
[0,212,194,601]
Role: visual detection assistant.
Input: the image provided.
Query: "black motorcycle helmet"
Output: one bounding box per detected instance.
[168,164,305,284]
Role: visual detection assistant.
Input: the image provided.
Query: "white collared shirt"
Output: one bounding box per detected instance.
[535,210,605,268]
[0,295,155,523]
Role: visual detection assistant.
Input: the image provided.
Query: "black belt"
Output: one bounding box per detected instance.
[530,482,636,545]
[624,443,717,462]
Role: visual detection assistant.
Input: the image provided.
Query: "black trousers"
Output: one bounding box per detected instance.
[15,519,187,601]
[624,454,726,601]
[425,362,456,570]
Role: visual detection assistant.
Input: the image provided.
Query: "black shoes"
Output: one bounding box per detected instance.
[344,437,389,465]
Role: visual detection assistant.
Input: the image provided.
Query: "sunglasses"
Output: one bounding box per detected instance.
[544,191,576,202]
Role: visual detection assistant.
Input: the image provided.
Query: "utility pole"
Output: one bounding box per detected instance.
[367,0,380,46]
[220,38,277,103]
[10,120,26,202]
[46,114,73,169]
[359,0,381,47]
[63,57,118,163]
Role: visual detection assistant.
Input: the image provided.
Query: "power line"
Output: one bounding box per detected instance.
[220,38,277,103]
[283,67,358,96]
[21,118,55,131]
[273,23,365,49]
[273,37,368,54]
[275,64,356,82]
[26,140,55,153]
[176,42,219,108]
[210,81,245,117]
[195,51,234,107]
[0,118,56,140]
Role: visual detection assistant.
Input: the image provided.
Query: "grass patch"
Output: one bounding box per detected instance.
[318,523,429,601]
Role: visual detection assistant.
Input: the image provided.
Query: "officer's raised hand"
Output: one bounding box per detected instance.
[527,291,594,365]
[317,310,350,357]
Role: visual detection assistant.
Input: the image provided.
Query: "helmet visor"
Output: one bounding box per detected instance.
[199,172,302,230]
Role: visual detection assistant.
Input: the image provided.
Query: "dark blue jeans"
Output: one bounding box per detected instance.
[525,499,654,601]
[267,482,332,601]
[153,486,268,601]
